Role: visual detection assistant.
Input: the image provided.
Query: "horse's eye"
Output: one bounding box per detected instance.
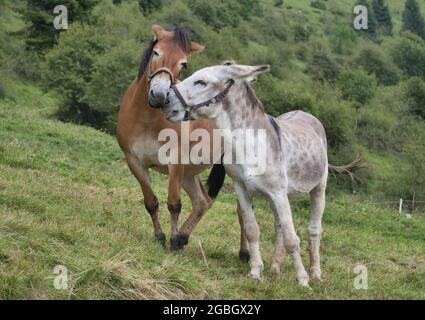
[181,62,187,70]
[194,80,207,87]
[153,50,160,57]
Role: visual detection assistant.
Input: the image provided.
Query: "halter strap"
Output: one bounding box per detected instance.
[148,67,175,84]
[171,80,235,111]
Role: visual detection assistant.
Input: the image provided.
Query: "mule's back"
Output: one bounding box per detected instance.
[276,110,328,194]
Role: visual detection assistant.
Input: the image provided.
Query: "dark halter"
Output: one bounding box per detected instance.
[148,67,175,84]
[170,79,235,111]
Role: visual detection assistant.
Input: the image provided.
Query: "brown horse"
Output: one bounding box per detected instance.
[117,25,235,251]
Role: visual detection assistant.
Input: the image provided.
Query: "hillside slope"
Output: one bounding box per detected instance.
[0,83,424,299]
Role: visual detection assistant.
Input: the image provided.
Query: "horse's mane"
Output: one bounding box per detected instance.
[138,27,192,80]
[223,60,265,112]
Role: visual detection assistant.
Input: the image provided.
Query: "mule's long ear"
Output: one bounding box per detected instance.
[225,64,270,80]
[152,24,169,41]
[191,41,206,53]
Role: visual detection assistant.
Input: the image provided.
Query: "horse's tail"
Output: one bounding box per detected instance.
[207,163,226,199]
[328,158,368,179]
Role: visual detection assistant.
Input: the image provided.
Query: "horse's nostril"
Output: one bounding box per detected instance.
[150,89,155,98]
[165,99,170,105]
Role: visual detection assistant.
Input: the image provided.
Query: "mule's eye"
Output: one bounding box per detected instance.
[194,80,207,87]
[153,50,160,57]
[181,62,187,70]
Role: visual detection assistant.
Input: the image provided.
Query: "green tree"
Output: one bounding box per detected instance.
[355,46,400,86]
[402,0,425,39]
[139,0,162,15]
[306,50,340,83]
[392,34,425,79]
[20,0,98,53]
[339,69,377,104]
[403,77,425,119]
[372,0,393,35]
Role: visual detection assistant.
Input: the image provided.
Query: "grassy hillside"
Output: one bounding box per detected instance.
[1,82,425,299]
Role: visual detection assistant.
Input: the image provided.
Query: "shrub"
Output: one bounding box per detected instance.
[293,24,310,42]
[339,69,377,104]
[402,77,425,119]
[41,23,114,128]
[83,41,139,133]
[391,34,425,79]
[310,0,326,10]
[354,46,400,86]
[306,50,340,83]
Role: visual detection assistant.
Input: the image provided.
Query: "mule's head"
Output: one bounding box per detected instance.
[162,63,270,122]
[142,25,205,108]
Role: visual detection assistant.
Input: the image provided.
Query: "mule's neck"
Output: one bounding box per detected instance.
[215,82,269,131]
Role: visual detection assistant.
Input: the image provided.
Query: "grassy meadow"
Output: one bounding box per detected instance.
[1,82,424,299]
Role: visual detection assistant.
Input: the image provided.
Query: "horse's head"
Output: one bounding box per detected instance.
[142,25,205,108]
[161,63,270,122]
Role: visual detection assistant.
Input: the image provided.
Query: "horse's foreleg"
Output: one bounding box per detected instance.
[126,155,165,246]
[168,164,184,251]
[175,176,210,250]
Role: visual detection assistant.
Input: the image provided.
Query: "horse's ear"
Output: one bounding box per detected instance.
[152,24,167,41]
[191,41,206,53]
[225,64,270,80]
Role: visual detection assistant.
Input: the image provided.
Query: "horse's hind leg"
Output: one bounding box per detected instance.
[174,175,210,250]
[308,177,327,280]
[126,155,165,246]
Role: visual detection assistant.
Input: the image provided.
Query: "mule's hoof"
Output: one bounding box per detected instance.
[155,232,166,247]
[270,263,281,276]
[170,234,189,251]
[248,271,262,281]
[310,268,322,281]
[239,250,250,263]
[296,274,310,287]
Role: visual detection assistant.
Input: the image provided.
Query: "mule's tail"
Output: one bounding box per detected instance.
[206,163,226,199]
[328,158,368,179]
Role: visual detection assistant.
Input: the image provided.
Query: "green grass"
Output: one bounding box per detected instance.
[1,82,425,299]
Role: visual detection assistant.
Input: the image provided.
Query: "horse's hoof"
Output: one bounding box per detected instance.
[170,234,189,251]
[155,232,166,247]
[239,250,250,263]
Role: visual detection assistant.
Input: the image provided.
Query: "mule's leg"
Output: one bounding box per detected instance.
[168,164,184,251]
[308,177,327,280]
[234,183,263,280]
[271,194,309,286]
[174,175,210,250]
[126,155,165,246]
[270,221,285,275]
[237,200,250,263]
